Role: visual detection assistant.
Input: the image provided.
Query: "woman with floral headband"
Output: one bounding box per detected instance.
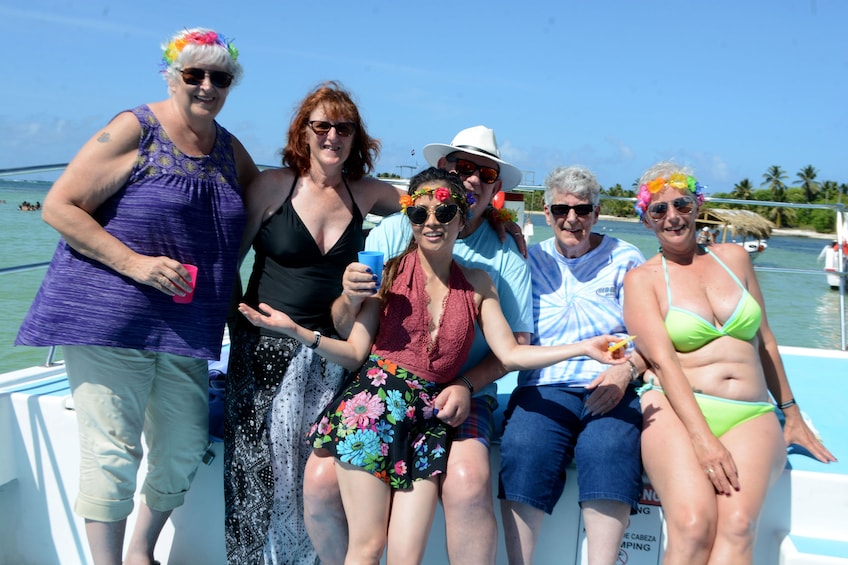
[623,162,835,564]
[16,28,257,565]
[238,167,626,564]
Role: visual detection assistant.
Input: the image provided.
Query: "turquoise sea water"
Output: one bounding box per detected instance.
[0,181,844,374]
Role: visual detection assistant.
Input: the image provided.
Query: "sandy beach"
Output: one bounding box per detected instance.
[770,227,835,240]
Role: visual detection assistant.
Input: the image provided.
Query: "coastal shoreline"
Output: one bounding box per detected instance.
[770,227,835,240]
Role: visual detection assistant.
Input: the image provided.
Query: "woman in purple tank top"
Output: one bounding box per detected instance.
[15,28,258,565]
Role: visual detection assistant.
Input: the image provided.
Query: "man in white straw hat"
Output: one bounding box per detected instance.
[303,125,533,564]
[422,124,524,194]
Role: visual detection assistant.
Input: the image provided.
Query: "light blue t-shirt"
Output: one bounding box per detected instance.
[366,212,533,397]
[519,234,645,388]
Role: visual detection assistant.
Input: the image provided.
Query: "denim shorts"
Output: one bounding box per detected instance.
[497,384,643,514]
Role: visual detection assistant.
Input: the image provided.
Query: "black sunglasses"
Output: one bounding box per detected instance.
[307,120,357,137]
[549,203,596,217]
[446,156,499,184]
[647,197,696,220]
[406,203,459,225]
[179,67,234,89]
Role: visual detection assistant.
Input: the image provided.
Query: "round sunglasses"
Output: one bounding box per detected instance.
[179,68,234,89]
[647,196,697,220]
[406,203,459,225]
[307,120,357,137]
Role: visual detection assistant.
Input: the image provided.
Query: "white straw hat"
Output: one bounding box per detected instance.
[422,125,523,189]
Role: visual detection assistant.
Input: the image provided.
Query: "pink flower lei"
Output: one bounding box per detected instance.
[634,172,705,217]
[162,29,239,68]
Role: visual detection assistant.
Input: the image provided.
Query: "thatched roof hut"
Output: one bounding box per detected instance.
[696,208,775,241]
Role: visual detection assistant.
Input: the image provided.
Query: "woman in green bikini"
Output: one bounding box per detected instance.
[623,162,836,565]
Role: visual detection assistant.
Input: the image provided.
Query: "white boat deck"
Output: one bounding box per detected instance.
[1,346,847,564]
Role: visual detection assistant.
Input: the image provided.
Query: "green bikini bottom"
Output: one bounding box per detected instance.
[637,379,775,437]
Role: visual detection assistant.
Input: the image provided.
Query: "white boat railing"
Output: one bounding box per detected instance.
[0,163,69,177]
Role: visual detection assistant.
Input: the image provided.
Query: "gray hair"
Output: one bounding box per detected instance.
[544,166,601,206]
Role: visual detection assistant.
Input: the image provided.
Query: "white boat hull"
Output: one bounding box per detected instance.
[823,245,847,289]
[3,347,848,564]
[738,238,768,258]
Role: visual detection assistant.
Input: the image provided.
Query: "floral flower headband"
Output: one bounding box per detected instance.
[634,172,705,217]
[400,185,476,219]
[162,29,239,67]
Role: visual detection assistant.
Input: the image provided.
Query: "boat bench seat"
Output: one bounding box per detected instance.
[0,395,15,485]
[0,369,71,487]
[779,535,848,564]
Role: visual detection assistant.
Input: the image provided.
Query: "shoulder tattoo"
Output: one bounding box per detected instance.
[97,132,111,143]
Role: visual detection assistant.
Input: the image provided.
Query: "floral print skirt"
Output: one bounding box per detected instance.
[307,354,452,490]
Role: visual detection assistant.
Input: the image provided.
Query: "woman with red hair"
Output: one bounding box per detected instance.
[224,81,402,564]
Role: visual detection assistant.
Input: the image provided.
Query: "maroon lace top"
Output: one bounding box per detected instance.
[372,252,478,383]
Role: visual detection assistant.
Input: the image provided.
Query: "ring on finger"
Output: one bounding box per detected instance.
[706,468,714,474]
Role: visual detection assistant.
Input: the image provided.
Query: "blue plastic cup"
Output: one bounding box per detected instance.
[358,250,384,288]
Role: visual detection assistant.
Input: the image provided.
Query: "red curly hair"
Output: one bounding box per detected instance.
[281,81,380,181]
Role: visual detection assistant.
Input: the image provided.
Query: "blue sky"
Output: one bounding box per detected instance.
[2,0,846,193]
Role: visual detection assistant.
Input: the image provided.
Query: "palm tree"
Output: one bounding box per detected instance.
[767,206,796,229]
[796,165,820,202]
[762,165,788,201]
[821,180,838,204]
[732,179,754,200]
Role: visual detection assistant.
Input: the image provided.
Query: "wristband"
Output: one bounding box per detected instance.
[777,398,796,410]
[458,375,474,394]
[307,330,322,350]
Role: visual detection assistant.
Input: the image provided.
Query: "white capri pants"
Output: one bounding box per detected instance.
[64,345,208,522]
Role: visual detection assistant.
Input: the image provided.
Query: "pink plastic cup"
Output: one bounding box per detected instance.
[173,264,198,304]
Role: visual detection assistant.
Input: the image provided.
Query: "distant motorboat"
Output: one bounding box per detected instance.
[820,241,848,289]
[737,238,768,256]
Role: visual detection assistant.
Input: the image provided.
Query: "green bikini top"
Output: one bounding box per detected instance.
[662,249,762,353]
